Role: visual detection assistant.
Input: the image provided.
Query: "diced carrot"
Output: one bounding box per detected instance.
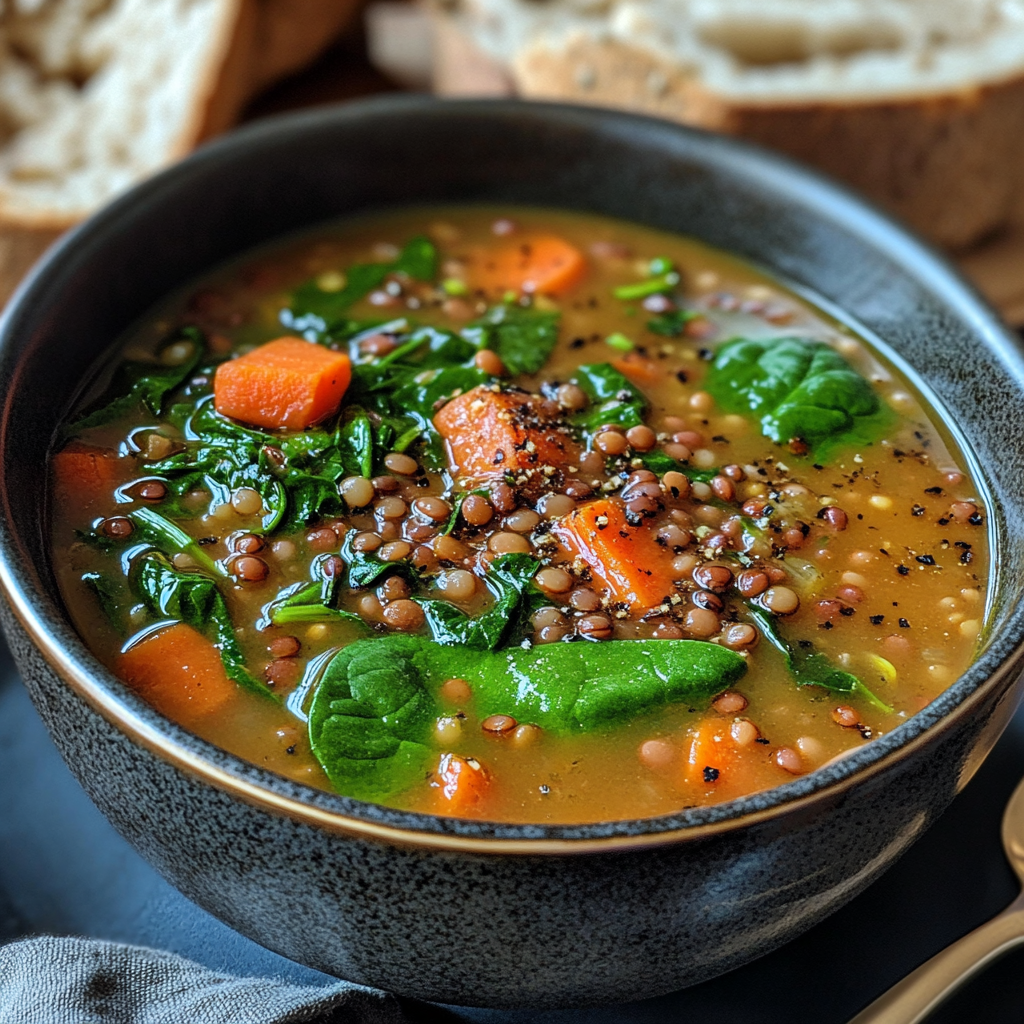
[611,352,661,384]
[433,752,490,816]
[118,623,237,725]
[213,336,351,431]
[51,442,125,506]
[683,718,759,794]
[468,235,587,297]
[551,498,676,611]
[433,385,580,483]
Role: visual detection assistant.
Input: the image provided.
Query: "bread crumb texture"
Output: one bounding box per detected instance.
[437,0,1024,246]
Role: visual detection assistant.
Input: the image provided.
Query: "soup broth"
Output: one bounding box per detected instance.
[50,206,989,824]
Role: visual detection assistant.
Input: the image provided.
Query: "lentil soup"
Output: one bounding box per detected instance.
[49,207,989,824]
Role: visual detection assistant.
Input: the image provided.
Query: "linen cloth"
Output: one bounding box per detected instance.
[0,936,410,1024]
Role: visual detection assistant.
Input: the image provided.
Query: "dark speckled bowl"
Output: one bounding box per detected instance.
[1,97,1022,1009]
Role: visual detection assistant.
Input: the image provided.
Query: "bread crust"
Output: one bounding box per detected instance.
[439,24,1024,249]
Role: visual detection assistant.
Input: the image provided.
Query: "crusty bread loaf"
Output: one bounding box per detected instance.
[432,0,1024,249]
[0,0,356,300]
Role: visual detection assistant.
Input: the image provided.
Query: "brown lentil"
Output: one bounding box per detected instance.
[712,691,748,714]
[379,540,412,562]
[340,476,375,508]
[774,747,803,775]
[101,516,133,539]
[535,567,574,593]
[234,556,269,582]
[461,494,494,526]
[376,497,407,519]
[831,705,861,728]
[722,624,758,650]
[488,532,531,554]
[475,349,506,376]
[762,586,800,615]
[482,714,517,734]
[384,453,419,476]
[381,599,425,631]
[413,496,451,521]
[595,430,629,456]
[577,614,613,639]
[440,678,472,704]
[268,635,301,658]
[625,425,656,451]
[437,569,477,600]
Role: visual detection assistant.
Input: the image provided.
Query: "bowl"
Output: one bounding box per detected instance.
[1,96,1023,1009]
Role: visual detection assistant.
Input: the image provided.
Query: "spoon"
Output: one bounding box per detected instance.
[849,774,1024,1024]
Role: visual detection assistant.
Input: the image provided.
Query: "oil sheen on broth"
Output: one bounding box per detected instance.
[49,207,989,824]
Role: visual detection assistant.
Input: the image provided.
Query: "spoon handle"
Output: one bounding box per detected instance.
[848,892,1024,1024]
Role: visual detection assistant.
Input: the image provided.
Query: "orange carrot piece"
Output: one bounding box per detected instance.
[468,235,587,297]
[433,385,580,483]
[118,623,237,725]
[434,752,490,816]
[51,442,125,506]
[213,336,351,430]
[683,718,758,793]
[611,352,661,385]
[551,498,676,611]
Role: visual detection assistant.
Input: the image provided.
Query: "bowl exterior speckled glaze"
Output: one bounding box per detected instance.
[1,98,1023,1009]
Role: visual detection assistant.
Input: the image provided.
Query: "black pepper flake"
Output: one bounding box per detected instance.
[675,370,688,383]
[870,614,884,625]
[968,513,984,526]
[539,785,551,795]
[839,607,855,617]
[285,745,296,755]
[712,435,728,443]
[755,737,770,745]
[915,554,936,565]
[197,536,218,545]
[960,550,974,564]
[938,517,950,526]
[857,513,864,520]
[821,621,834,630]
[911,505,926,517]
[798,640,813,648]
[699,348,714,361]
[703,766,720,783]
[897,565,910,576]
[493,451,505,464]
[570,337,585,349]
[899,618,910,628]
[813,464,824,471]
[925,486,943,495]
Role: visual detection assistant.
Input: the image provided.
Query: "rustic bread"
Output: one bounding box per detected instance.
[432,0,1024,249]
[0,0,356,300]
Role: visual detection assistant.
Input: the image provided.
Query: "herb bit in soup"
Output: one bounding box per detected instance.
[50,207,989,824]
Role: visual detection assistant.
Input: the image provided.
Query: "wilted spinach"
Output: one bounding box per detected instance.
[706,337,893,457]
[462,304,560,375]
[66,327,204,434]
[130,552,271,698]
[746,604,891,712]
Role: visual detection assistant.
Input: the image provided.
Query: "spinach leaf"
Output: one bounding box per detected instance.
[746,604,891,712]
[416,554,544,650]
[570,363,646,434]
[282,237,438,338]
[82,571,131,632]
[340,530,419,589]
[151,397,345,533]
[308,635,747,801]
[128,506,225,576]
[130,552,271,698]
[262,558,365,628]
[462,305,560,375]
[706,337,893,457]
[67,327,204,434]
[647,309,698,338]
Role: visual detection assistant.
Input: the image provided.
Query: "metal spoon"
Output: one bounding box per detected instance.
[849,775,1024,1024]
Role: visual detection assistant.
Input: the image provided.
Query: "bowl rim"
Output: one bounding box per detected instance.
[2,94,1024,854]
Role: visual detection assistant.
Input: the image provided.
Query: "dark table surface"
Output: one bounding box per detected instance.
[0,631,1021,1024]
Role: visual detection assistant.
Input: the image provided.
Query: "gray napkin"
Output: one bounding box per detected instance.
[0,936,409,1024]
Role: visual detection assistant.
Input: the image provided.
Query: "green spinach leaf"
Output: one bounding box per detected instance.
[67,327,204,434]
[746,604,891,712]
[308,634,747,801]
[462,305,560,375]
[130,551,271,698]
[647,309,698,338]
[282,237,438,338]
[706,337,893,457]
[416,554,544,650]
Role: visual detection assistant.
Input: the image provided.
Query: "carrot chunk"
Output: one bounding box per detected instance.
[213,336,351,430]
[51,442,125,506]
[683,718,759,794]
[118,623,237,724]
[468,235,587,297]
[611,352,661,385]
[434,385,580,483]
[433,752,490,816]
[551,498,676,611]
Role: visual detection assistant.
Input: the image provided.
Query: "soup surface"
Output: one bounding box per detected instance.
[50,206,989,824]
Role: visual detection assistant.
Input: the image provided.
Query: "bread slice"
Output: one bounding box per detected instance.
[433,0,1024,249]
[0,0,356,300]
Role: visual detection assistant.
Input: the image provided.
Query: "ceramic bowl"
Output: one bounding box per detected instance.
[1,97,1022,1009]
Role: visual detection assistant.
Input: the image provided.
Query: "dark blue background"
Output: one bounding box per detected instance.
[1,634,1021,1022]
